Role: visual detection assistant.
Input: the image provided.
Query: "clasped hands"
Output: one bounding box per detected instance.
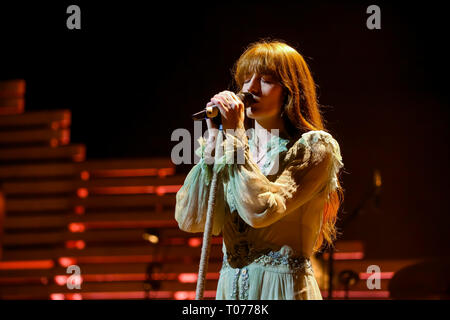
[206,90,246,131]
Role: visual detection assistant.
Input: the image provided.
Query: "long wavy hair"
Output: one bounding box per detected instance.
[231,39,344,253]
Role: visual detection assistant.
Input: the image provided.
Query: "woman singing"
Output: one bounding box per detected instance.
[175,39,344,300]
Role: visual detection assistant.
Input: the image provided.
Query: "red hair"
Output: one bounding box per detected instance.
[232,39,344,252]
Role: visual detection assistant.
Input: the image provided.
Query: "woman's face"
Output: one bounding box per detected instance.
[242,73,285,121]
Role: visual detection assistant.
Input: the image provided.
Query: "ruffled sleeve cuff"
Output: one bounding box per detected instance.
[213,128,250,175]
[300,130,344,200]
[324,134,344,198]
[194,136,214,186]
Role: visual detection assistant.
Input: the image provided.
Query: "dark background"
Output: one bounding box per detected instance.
[0,1,448,260]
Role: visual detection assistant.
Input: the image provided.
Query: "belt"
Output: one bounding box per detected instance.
[222,247,312,273]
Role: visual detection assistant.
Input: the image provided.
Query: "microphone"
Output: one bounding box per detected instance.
[191,92,255,121]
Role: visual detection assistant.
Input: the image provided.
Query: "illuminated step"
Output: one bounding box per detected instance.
[321,290,390,299]
[1,175,185,195]
[0,144,85,162]
[0,98,24,115]
[0,109,70,128]
[0,79,26,99]
[0,262,223,278]
[0,158,175,180]
[1,244,224,261]
[5,193,177,212]
[0,280,219,297]
[4,210,181,229]
[0,127,70,146]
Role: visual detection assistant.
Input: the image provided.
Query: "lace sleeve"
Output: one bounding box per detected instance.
[216,129,343,228]
[174,136,226,235]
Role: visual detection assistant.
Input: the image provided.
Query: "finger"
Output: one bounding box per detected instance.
[217,92,234,110]
[224,91,243,108]
[214,94,231,107]
[211,98,227,117]
[220,91,238,105]
[221,91,235,103]
[211,97,225,109]
[224,91,239,106]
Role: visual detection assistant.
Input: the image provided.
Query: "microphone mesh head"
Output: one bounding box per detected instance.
[237,92,255,106]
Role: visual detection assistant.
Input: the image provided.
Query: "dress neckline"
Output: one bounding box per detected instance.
[248,127,291,154]
[248,128,292,174]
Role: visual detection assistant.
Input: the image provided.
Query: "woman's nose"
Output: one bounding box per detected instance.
[246,76,260,95]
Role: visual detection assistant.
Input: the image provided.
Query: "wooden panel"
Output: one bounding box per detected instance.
[0,128,70,146]
[0,79,26,99]
[0,98,24,107]
[0,163,81,179]
[1,244,224,261]
[3,229,145,245]
[1,175,185,195]
[335,279,391,291]
[326,258,421,274]
[0,268,54,278]
[2,229,221,246]
[0,98,24,115]
[3,229,167,245]
[4,211,178,229]
[0,144,85,162]
[0,262,223,278]
[333,240,364,252]
[5,194,177,212]
[0,191,4,260]
[55,262,223,274]
[0,280,219,297]
[0,110,70,128]
[0,159,175,180]
[78,158,174,171]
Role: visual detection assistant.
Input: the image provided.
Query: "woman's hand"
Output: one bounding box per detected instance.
[207,90,245,132]
[204,91,245,154]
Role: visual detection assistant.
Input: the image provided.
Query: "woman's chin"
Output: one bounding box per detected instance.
[246,107,260,119]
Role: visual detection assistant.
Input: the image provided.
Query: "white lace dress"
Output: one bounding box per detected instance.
[175,128,344,300]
